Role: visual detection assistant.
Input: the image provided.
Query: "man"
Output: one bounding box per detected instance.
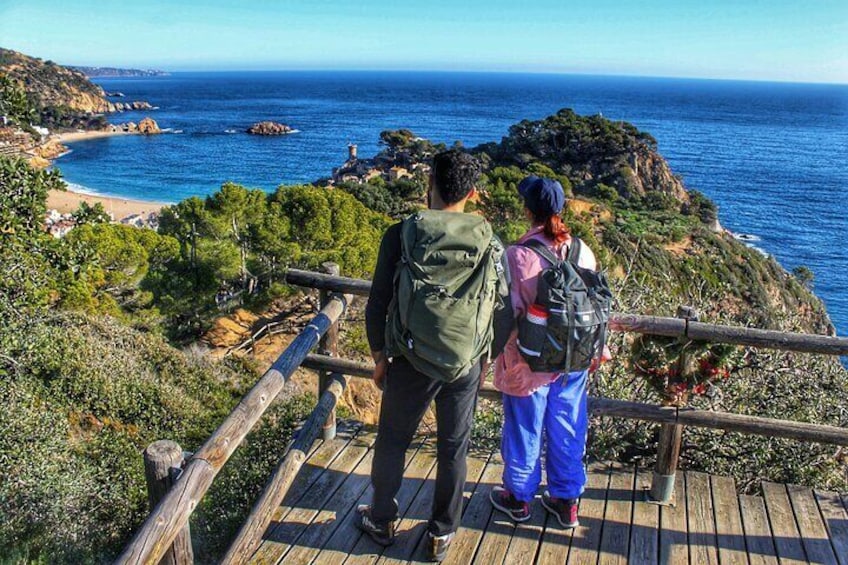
[358,149,501,562]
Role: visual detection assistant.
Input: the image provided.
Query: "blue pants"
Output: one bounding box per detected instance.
[501,370,589,502]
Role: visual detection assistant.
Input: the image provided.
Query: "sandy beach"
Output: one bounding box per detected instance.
[55,129,137,144]
[44,130,169,219]
[47,187,168,219]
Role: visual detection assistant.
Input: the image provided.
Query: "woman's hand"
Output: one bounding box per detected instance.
[480,358,490,388]
[589,345,612,373]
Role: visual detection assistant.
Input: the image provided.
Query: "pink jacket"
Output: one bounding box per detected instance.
[493,226,600,397]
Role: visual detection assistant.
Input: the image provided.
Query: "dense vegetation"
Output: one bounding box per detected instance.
[155,182,389,338]
[1,107,846,562]
[0,159,374,563]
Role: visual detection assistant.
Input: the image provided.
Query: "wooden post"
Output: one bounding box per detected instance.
[143,441,193,565]
[116,295,349,565]
[649,306,699,504]
[318,262,340,440]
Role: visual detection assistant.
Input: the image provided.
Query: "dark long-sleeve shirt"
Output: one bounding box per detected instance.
[365,222,402,353]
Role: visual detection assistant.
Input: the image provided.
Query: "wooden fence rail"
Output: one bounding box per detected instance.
[115,293,350,565]
[284,269,848,356]
[303,353,848,446]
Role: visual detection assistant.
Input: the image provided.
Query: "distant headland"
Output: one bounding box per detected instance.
[70,66,169,78]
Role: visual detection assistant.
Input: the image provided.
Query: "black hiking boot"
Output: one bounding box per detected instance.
[427,531,454,562]
[489,486,531,522]
[541,490,579,528]
[355,504,396,546]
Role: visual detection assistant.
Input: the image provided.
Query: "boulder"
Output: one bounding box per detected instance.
[137,117,161,135]
[247,121,294,135]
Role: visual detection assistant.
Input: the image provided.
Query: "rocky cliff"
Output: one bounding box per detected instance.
[476,108,689,202]
[0,47,153,119]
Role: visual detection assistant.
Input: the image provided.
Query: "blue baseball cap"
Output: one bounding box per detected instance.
[518,175,565,218]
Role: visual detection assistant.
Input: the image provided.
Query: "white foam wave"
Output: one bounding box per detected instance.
[224,129,238,134]
[64,182,103,197]
[731,231,762,243]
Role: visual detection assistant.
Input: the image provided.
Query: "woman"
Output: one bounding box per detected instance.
[489,175,609,528]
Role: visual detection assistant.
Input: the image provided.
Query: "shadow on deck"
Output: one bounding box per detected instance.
[249,421,848,565]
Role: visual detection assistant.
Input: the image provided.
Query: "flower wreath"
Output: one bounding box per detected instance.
[630,335,737,406]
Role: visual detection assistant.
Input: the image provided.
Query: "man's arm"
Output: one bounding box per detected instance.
[365,223,402,388]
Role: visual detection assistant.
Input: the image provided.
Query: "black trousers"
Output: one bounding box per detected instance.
[370,356,480,535]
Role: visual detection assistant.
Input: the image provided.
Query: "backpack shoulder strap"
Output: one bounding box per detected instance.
[566,236,582,264]
[520,238,561,267]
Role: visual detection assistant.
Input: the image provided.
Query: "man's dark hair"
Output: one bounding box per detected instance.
[431,149,481,205]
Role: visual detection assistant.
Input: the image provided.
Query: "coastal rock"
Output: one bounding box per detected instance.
[112,100,154,112]
[27,155,51,169]
[247,121,294,135]
[35,139,68,160]
[137,117,161,135]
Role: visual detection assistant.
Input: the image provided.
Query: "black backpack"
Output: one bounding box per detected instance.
[516,238,613,373]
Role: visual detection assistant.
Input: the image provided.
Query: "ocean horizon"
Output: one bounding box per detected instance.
[52,71,848,336]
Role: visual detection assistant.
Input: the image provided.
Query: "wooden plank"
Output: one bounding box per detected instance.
[262,425,356,533]
[311,436,435,565]
[566,462,612,565]
[501,472,550,565]
[628,470,658,565]
[658,471,688,565]
[470,453,513,565]
[342,441,442,565]
[710,475,747,565]
[596,464,635,565]
[685,471,719,565]
[225,372,352,563]
[436,454,500,565]
[739,495,778,565]
[786,485,838,565]
[761,482,807,565]
[249,427,377,563]
[273,433,395,564]
[393,450,489,564]
[814,490,848,565]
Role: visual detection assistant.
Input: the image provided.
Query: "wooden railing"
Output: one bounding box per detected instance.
[116,266,848,565]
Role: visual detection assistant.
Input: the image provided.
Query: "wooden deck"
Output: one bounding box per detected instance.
[249,422,848,565]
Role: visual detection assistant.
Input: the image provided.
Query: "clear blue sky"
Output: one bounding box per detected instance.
[1,0,846,83]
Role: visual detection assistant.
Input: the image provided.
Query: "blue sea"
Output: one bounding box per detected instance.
[54,71,848,336]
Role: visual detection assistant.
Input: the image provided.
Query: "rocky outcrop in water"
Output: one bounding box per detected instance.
[247,121,294,135]
[137,117,161,134]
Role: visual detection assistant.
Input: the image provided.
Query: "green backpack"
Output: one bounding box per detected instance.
[386,210,505,382]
